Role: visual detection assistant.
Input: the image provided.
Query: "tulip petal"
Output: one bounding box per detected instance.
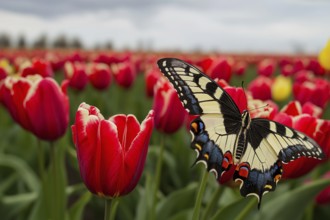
[24,77,69,140]
[110,114,141,152]
[1,76,32,130]
[99,119,124,197]
[122,110,154,194]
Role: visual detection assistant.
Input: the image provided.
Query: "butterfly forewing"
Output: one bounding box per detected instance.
[250,118,324,163]
[158,58,243,179]
[157,58,241,117]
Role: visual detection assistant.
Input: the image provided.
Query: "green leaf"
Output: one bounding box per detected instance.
[0,154,39,192]
[210,196,257,220]
[256,178,330,220]
[168,209,193,220]
[0,192,37,220]
[68,192,92,220]
[28,143,68,220]
[156,183,198,220]
[135,173,153,220]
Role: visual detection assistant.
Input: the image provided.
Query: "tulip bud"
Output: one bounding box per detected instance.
[72,103,154,197]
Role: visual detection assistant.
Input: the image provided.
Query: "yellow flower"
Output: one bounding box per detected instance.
[318,39,330,71]
[0,58,13,74]
[271,75,292,102]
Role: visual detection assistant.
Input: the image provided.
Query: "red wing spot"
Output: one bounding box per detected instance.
[222,158,229,169]
[222,151,233,170]
[236,162,250,179]
[238,167,249,179]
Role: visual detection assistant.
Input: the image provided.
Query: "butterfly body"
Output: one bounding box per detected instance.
[157,58,325,208]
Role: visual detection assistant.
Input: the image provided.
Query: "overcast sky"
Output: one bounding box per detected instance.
[0,0,329,53]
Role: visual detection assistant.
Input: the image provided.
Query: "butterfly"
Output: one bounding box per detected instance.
[157,58,325,208]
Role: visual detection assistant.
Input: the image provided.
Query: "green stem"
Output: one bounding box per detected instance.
[192,170,209,220]
[104,198,119,220]
[150,134,165,219]
[202,186,223,220]
[50,141,59,220]
[304,203,314,220]
[37,138,45,179]
[234,197,257,220]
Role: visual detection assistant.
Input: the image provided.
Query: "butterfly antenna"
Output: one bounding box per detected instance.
[248,104,269,112]
[241,81,249,111]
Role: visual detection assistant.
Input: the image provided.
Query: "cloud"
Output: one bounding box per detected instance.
[0,0,329,53]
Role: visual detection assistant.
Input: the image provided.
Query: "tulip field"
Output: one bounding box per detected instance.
[0,45,330,220]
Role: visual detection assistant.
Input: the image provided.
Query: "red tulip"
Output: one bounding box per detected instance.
[112,61,136,88]
[223,86,247,113]
[257,59,275,77]
[196,57,233,81]
[315,172,330,205]
[302,102,322,118]
[306,59,326,76]
[21,59,54,78]
[0,67,7,81]
[207,57,233,82]
[87,62,112,90]
[152,79,187,133]
[46,52,66,72]
[93,53,121,65]
[0,75,69,141]
[294,70,315,83]
[233,61,246,76]
[292,59,306,74]
[64,61,89,90]
[281,100,323,118]
[273,102,330,178]
[71,103,154,197]
[145,68,162,97]
[248,75,273,101]
[248,99,278,120]
[293,77,330,108]
[281,64,294,76]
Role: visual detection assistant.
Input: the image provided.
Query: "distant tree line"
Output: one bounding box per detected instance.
[0,32,113,50]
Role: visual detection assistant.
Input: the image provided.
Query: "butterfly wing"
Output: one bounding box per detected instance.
[234,118,325,207]
[157,58,242,178]
[157,58,241,116]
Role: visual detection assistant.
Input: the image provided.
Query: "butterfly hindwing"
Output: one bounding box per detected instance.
[190,115,238,179]
[234,118,324,207]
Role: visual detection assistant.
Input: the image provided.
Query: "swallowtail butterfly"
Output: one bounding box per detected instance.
[157,58,325,208]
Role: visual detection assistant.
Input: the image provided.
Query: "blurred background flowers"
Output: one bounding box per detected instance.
[0,0,330,220]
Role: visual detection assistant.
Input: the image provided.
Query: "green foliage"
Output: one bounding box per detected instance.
[0,65,329,220]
